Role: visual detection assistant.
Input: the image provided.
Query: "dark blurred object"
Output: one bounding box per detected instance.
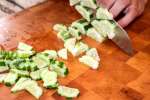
[6,0,25,9]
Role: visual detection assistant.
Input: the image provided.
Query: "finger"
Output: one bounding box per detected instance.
[97,0,116,9]
[109,0,130,18]
[118,6,138,28]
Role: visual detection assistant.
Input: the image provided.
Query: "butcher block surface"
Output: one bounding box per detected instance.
[0,0,149,100]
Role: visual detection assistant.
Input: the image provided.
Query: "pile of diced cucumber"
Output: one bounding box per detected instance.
[0,0,118,99]
[0,42,79,99]
[53,0,117,70]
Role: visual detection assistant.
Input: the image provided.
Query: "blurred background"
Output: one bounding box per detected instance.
[0,0,46,18]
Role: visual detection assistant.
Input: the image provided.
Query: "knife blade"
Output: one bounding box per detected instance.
[112,24,133,55]
[95,0,133,55]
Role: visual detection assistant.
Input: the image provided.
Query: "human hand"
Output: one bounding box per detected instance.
[97,0,148,28]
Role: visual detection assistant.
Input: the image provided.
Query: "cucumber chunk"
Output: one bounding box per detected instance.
[96,7,113,20]
[0,60,6,66]
[75,5,94,22]
[30,70,41,80]
[86,48,100,61]
[16,50,35,58]
[11,77,30,92]
[79,55,99,69]
[91,20,116,38]
[41,70,58,88]
[81,0,97,9]
[32,54,49,69]
[18,42,33,51]
[0,51,17,59]
[53,24,68,32]
[0,60,9,73]
[0,66,9,73]
[87,27,106,43]
[57,30,72,41]
[58,48,68,60]
[64,38,76,55]
[68,27,82,40]
[24,80,43,99]
[41,50,58,59]
[65,38,88,57]
[4,72,18,86]
[9,58,25,68]
[72,42,89,56]
[71,19,89,34]
[0,73,8,83]
[50,61,69,77]
[69,0,81,6]
[10,69,29,77]
[57,86,80,98]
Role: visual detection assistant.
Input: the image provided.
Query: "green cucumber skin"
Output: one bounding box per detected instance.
[46,83,59,89]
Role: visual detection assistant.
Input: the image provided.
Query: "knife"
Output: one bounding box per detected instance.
[6,0,25,10]
[95,0,133,55]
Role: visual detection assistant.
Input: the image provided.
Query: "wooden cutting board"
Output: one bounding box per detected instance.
[0,0,149,100]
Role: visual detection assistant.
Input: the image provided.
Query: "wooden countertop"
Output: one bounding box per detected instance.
[0,0,149,100]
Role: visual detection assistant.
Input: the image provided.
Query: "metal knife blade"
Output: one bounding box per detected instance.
[95,0,133,55]
[112,24,133,55]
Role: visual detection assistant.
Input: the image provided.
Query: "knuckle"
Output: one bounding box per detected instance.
[130,5,139,15]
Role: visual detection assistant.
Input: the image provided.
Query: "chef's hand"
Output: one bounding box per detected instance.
[97,0,148,28]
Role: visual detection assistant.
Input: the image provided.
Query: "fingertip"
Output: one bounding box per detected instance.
[117,7,137,28]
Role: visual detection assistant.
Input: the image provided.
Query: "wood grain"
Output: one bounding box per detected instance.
[0,0,149,100]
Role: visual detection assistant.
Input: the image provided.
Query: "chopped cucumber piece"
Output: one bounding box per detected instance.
[72,42,89,56]
[0,66,9,73]
[16,50,35,58]
[58,48,68,60]
[39,67,49,72]
[41,71,58,88]
[41,50,58,59]
[9,59,25,69]
[0,60,6,66]
[69,0,81,6]
[53,24,68,32]
[57,30,72,41]
[32,54,49,69]
[30,62,38,71]
[91,20,116,38]
[17,61,37,71]
[4,72,18,86]
[65,38,88,57]
[75,5,93,22]
[11,77,30,92]
[10,69,29,77]
[79,55,99,69]
[0,51,17,59]
[96,7,113,20]
[81,0,97,9]
[68,27,82,40]
[86,48,100,61]
[57,86,80,98]
[50,61,69,77]
[18,42,33,51]
[87,27,106,43]
[0,61,9,72]
[30,70,41,80]
[24,80,43,99]
[0,73,8,83]
[64,38,76,55]
[71,19,89,34]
